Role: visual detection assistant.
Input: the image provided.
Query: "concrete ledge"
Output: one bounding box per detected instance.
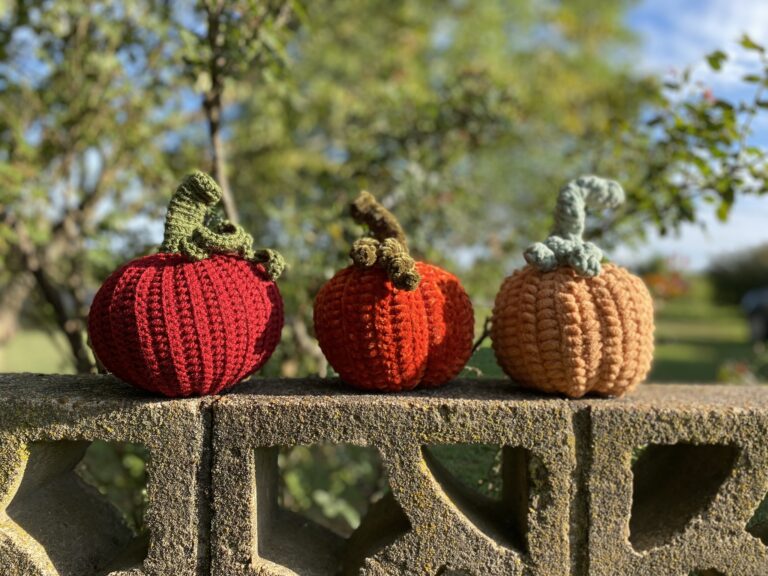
[211,380,574,576]
[2,375,768,575]
[0,374,210,576]
[584,386,768,576]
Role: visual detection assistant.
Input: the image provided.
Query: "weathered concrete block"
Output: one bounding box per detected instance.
[0,374,209,576]
[211,379,575,576]
[584,384,768,576]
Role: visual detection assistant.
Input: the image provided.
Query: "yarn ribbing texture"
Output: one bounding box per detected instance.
[314,262,474,391]
[88,171,285,397]
[89,254,283,397]
[491,264,654,398]
[491,175,655,398]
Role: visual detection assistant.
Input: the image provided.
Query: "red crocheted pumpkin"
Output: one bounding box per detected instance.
[313,191,474,391]
[88,172,284,397]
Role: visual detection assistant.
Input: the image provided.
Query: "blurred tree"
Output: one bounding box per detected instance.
[0,0,180,370]
[2,0,766,374]
[0,0,303,370]
[225,0,768,374]
[3,0,768,540]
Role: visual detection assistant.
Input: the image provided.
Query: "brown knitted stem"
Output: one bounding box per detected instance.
[348,191,420,291]
[350,191,408,245]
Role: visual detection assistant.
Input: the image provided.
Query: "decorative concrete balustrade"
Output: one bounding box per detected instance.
[1,374,768,576]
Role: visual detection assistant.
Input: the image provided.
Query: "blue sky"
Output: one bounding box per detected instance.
[614,0,768,270]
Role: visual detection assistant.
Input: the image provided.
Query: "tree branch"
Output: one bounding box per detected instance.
[202,0,240,223]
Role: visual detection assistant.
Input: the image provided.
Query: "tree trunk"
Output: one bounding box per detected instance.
[0,272,34,344]
[205,91,240,224]
[203,1,240,224]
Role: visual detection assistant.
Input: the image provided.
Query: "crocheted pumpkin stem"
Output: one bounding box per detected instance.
[159,171,285,280]
[524,175,625,277]
[349,191,421,291]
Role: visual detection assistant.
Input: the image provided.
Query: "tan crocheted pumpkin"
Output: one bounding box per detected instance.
[491,176,654,398]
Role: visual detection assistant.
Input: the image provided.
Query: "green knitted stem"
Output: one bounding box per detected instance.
[252,249,286,282]
[524,175,625,277]
[160,171,221,254]
[349,191,420,291]
[159,171,285,280]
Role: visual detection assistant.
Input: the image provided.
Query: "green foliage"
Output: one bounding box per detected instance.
[427,444,503,499]
[76,441,149,534]
[708,243,768,305]
[279,444,387,535]
[2,0,768,538]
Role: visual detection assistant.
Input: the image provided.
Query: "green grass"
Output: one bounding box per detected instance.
[650,277,753,382]
[465,275,756,384]
[0,329,74,374]
[0,275,756,384]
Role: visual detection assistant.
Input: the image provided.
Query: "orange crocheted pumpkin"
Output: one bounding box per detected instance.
[491,176,654,398]
[313,192,474,391]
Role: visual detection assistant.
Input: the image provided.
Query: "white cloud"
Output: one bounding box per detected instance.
[616,1,768,270]
[614,196,768,270]
[630,0,768,71]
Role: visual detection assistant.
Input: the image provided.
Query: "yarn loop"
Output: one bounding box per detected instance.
[349,191,420,291]
[159,171,285,280]
[524,175,624,277]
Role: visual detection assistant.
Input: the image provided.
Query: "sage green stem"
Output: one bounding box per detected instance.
[159,171,285,281]
[349,191,420,291]
[524,175,625,277]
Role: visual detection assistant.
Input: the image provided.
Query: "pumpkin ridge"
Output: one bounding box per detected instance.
[393,283,427,390]
[216,257,250,386]
[229,259,257,384]
[340,267,367,387]
[537,272,565,393]
[182,262,214,392]
[144,261,176,396]
[132,261,162,390]
[242,261,267,371]
[174,262,202,396]
[197,258,227,390]
[574,274,602,392]
[92,263,129,380]
[416,264,442,385]
[521,271,546,391]
[507,270,530,383]
[507,271,529,383]
[160,264,192,396]
[627,272,655,388]
[588,270,624,396]
[608,267,640,393]
[634,273,656,381]
[558,273,587,397]
[199,258,232,392]
[510,269,538,388]
[421,265,474,386]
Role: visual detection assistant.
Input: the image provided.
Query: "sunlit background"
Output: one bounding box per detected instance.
[2,0,768,539]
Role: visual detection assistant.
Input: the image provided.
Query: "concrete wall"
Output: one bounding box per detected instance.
[1,374,766,575]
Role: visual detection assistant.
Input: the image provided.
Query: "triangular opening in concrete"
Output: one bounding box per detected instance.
[629,443,738,552]
[4,440,149,576]
[422,444,541,555]
[253,444,409,576]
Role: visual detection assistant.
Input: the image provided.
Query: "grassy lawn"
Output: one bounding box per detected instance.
[465,275,756,384]
[0,275,757,385]
[0,329,74,374]
[650,277,753,383]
